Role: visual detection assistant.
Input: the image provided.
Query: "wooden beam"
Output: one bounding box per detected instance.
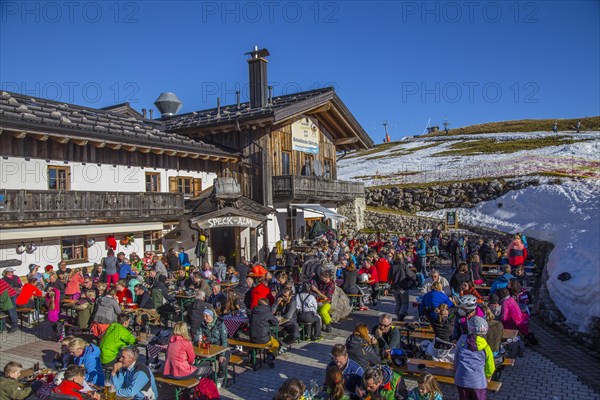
[307,103,332,114]
[92,141,106,148]
[227,157,239,163]
[12,131,27,139]
[50,135,69,144]
[30,133,49,141]
[138,147,151,153]
[107,143,121,150]
[334,137,358,145]
[165,150,177,156]
[209,156,221,161]
[123,145,137,152]
[151,149,164,155]
[177,152,189,157]
[72,139,88,146]
[200,155,210,160]
[189,153,200,159]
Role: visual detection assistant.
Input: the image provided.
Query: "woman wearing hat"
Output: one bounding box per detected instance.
[26,264,44,289]
[2,268,22,291]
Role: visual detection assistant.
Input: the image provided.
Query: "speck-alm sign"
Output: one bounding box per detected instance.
[292,117,319,154]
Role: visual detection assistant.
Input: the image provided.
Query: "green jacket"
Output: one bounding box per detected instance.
[0,376,32,400]
[196,318,228,347]
[99,322,137,364]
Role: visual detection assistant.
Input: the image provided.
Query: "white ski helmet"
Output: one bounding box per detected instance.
[359,273,370,283]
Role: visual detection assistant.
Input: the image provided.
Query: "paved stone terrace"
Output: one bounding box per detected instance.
[1,274,599,400]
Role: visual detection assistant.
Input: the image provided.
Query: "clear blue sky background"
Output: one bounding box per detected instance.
[1,0,599,140]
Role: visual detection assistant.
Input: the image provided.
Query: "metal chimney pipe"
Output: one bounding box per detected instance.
[149,109,153,119]
[236,91,240,108]
[268,86,273,104]
[142,108,147,118]
[217,97,221,117]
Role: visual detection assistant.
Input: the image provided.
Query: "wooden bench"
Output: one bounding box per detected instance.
[16,307,35,328]
[502,358,515,367]
[155,375,198,400]
[393,359,502,392]
[228,338,270,371]
[228,354,245,386]
[346,293,363,309]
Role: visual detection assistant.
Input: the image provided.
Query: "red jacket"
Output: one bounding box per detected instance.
[250,283,274,309]
[375,257,391,283]
[163,335,198,378]
[116,288,133,304]
[507,239,528,267]
[16,283,42,306]
[53,379,88,400]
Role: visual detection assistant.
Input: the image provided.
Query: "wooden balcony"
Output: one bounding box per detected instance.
[0,190,184,227]
[272,175,364,203]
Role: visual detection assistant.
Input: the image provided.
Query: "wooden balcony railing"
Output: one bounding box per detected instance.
[272,175,364,203]
[0,190,184,227]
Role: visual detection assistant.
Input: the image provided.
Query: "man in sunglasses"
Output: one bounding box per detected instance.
[371,313,400,359]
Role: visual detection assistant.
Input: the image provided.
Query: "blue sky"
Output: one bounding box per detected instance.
[1,0,599,140]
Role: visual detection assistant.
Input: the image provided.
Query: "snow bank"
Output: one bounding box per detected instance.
[419,180,600,333]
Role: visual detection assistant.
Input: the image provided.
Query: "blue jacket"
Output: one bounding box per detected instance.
[118,263,132,279]
[328,358,364,397]
[490,273,515,294]
[416,238,427,257]
[111,362,158,400]
[74,344,104,386]
[419,290,454,320]
[178,252,191,267]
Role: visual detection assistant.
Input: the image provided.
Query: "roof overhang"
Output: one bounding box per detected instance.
[291,203,347,222]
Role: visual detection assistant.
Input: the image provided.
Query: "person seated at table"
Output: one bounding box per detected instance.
[324,365,351,400]
[450,263,473,296]
[65,268,84,300]
[110,346,158,400]
[487,293,502,319]
[419,281,454,323]
[207,284,227,312]
[507,278,531,315]
[134,285,153,310]
[225,265,239,283]
[220,290,242,317]
[407,373,443,400]
[357,259,379,306]
[310,269,336,333]
[341,261,360,295]
[115,280,133,305]
[295,282,322,341]
[51,364,101,400]
[490,265,515,294]
[327,344,364,398]
[272,287,299,349]
[195,309,230,385]
[370,313,400,358]
[99,313,137,367]
[250,277,275,309]
[163,321,199,379]
[90,263,106,283]
[0,361,42,400]
[152,275,176,326]
[68,337,105,386]
[479,239,498,265]
[74,289,97,331]
[421,269,451,296]
[186,290,213,340]
[480,305,503,357]
[43,265,55,286]
[459,281,483,303]
[185,271,212,299]
[95,288,121,325]
[345,323,381,371]
[46,272,66,303]
[249,298,280,368]
[212,255,227,282]
[16,276,43,308]
[454,316,495,400]
[56,261,70,282]
[496,288,537,345]
[26,264,44,289]
[1,267,21,292]
[356,365,407,400]
[430,303,454,343]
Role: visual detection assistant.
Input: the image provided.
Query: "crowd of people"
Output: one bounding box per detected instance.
[0,229,539,400]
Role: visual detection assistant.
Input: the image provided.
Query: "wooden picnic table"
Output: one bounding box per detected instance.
[194,344,229,382]
[398,325,519,341]
[220,282,239,289]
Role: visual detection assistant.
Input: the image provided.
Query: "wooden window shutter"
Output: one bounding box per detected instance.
[169,176,178,192]
[193,178,202,196]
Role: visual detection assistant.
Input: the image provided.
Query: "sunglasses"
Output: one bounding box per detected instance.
[379,323,391,328]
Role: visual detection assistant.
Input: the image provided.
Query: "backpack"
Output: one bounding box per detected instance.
[149,327,173,346]
[192,377,220,400]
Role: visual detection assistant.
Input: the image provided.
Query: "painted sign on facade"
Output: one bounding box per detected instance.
[292,117,319,154]
[198,216,262,230]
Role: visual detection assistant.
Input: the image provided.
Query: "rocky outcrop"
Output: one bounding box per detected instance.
[365,178,544,213]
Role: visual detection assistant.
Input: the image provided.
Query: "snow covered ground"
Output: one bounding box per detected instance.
[338,131,600,333]
[338,131,600,187]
